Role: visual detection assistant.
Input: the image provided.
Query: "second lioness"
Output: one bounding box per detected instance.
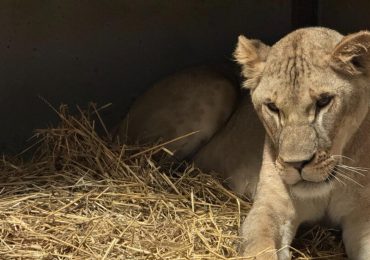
[116,27,370,259]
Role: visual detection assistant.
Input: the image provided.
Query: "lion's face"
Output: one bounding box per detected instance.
[235,28,370,197]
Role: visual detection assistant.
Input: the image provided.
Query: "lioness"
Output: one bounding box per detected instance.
[116,27,370,259]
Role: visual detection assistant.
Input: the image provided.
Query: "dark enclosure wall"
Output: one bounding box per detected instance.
[318,0,370,34]
[0,0,291,154]
[2,0,369,154]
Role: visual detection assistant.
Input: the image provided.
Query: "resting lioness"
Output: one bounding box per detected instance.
[116,27,370,259]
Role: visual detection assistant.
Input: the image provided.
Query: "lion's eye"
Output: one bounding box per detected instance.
[316,95,333,109]
[266,102,279,113]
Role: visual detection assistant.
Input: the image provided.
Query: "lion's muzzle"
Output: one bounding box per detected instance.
[278,124,317,168]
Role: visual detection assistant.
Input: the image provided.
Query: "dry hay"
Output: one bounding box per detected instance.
[0,103,345,259]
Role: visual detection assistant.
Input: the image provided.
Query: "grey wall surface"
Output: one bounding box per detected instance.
[0,0,291,153]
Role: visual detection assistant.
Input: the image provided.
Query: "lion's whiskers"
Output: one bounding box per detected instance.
[332,154,355,162]
[337,165,367,177]
[322,167,345,186]
[338,164,369,171]
[335,166,359,178]
[329,171,345,186]
[332,169,364,188]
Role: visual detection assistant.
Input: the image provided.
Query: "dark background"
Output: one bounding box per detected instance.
[0,0,368,154]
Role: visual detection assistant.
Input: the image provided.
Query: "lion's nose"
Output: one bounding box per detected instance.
[281,155,315,171]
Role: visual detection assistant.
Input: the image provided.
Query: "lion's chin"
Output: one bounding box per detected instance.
[290,179,334,198]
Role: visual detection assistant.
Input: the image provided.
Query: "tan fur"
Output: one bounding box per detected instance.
[236,28,370,259]
[116,65,239,161]
[234,36,270,89]
[116,27,370,259]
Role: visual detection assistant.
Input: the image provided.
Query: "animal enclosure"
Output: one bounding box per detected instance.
[0,1,369,259]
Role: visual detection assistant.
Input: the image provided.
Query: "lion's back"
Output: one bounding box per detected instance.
[116,65,240,160]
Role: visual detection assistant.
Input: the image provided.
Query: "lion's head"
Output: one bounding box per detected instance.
[234,27,370,197]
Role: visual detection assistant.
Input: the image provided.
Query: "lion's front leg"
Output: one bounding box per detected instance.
[239,180,298,260]
[239,138,298,260]
[342,207,370,260]
[239,206,288,259]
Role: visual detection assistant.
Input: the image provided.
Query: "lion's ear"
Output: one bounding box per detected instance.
[233,35,270,89]
[330,31,370,76]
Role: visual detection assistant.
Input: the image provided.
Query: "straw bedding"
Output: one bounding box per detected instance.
[0,103,345,259]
